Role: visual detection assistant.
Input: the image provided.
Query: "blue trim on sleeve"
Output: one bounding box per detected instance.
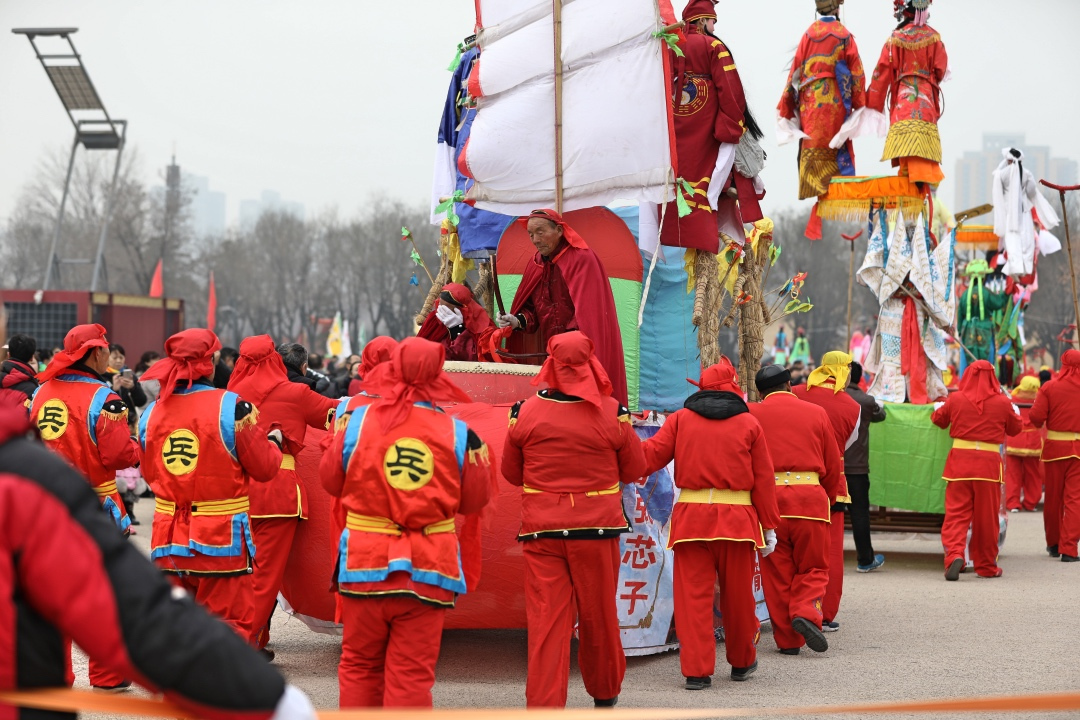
[57,373,108,386]
[342,405,369,472]
[452,417,468,473]
[86,386,113,447]
[219,391,239,461]
[187,514,254,558]
[101,496,131,532]
[137,400,156,452]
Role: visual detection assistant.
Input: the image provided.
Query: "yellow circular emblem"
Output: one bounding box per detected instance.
[383,437,435,491]
[162,429,200,476]
[37,399,69,440]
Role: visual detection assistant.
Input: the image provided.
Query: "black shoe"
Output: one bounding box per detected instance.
[139,489,155,499]
[684,676,712,691]
[944,557,964,581]
[260,648,276,662]
[92,680,132,693]
[594,696,618,707]
[791,617,828,653]
[1062,554,1080,563]
[779,647,800,656]
[1048,545,1061,558]
[730,660,758,681]
[129,518,141,526]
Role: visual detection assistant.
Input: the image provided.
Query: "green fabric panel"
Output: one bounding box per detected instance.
[500,275,641,412]
[867,403,950,514]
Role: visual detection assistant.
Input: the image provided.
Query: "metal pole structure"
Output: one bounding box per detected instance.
[42,134,80,291]
[90,121,126,293]
[1040,180,1080,349]
[842,230,863,349]
[552,0,564,214]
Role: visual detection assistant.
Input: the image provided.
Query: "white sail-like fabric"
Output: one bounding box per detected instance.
[462,0,675,215]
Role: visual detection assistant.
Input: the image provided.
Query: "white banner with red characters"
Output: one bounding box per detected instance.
[617,421,769,655]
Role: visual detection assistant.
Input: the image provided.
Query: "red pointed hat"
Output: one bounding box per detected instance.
[532,331,614,407]
[37,323,110,383]
[1059,349,1080,387]
[228,334,288,406]
[141,328,222,402]
[515,209,588,250]
[682,0,718,22]
[363,337,472,430]
[688,356,741,394]
[957,360,1002,411]
[358,336,398,378]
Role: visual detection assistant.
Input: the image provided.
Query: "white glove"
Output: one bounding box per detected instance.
[761,529,777,558]
[270,685,316,720]
[1011,403,1022,417]
[267,429,283,447]
[933,401,945,411]
[436,304,464,329]
[496,313,521,330]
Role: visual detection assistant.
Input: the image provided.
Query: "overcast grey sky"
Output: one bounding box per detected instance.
[2,0,1078,227]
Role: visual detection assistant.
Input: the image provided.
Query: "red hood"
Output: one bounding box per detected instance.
[0,401,30,444]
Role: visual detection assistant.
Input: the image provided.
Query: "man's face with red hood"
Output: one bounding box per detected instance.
[527,218,564,258]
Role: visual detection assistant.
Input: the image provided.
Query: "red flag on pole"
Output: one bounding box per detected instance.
[207,271,217,332]
[148,259,164,298]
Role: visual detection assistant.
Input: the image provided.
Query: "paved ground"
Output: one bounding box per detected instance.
[75,500,1080,718]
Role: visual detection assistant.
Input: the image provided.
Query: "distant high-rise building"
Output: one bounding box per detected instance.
[239,190,305,230]
[954,133,1078,213]
[184,172,226,239]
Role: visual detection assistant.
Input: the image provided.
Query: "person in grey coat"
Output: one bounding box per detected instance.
[845,361,888,572]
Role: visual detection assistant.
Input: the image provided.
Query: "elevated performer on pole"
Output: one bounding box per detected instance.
[793,351,861,631]
[495,209,627,406]
[778,0,878,202]
[867,0,949,186]
[139,329,285,640]
[227,335,338,658]
[931,360,1022,580]
[320,338,494,708]
[749,365,843,656]
[30,323,142,691]
[641,358,780,689]
[1030,350,1080,562]
[993,148,1061,278]
[417,282,496,362]
[501,332,644,708]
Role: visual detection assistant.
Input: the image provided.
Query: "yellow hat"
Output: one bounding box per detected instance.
[1012,375,1041,397]
[807,350,853,393]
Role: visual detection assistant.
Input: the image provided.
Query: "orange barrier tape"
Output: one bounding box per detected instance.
[3,688,1080,719]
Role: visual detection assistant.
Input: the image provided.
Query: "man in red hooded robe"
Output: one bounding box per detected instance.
[417,283,495,362]
[495,209,628,406]
[931,360,1021,579]
[502,331,644,708]
[659,0,765,253]
[227,335,339,658]
[320,337,494,708]
[139,329,285,640]
[30,323,143,690]
[641,358,779,689]
[1030,350,1080,562]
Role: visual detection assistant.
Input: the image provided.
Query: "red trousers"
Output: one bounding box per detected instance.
[822,509,844,623]
[1005,455,1043,511]
[167,572,255,641]
[339,596,445,708]
[523,538,624,708]
[251,516,300,648]
[1047,459,1080,557]
[761,517,828,650]
[86,652,125,688]
[674,540,758,675]
[1043,460,1073,549]
[941,480,1000,577]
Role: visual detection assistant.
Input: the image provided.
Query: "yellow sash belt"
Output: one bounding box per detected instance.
[677,488,752,505]
[522,483,620,497]
[92,480,119,497]
[1047,431,1080,442]
[155,497,250,516]
[280,454,295,470]
[952,439,1001,453]
[775,471,820,486]
[346,512,456,537]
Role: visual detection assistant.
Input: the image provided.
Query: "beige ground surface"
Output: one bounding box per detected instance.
[74,500,1080,719]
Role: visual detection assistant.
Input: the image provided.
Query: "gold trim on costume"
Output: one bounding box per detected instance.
[345,512,456,537]
[1047,431,1080,442]
[951,439,1001,453]
[93,480,119,497]
[881,119,942,163]
[677,488,752,505]
[775,471,820,486]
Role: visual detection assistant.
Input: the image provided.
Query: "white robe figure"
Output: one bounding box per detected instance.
[993,148,1061,277]
[858,210,955,403]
